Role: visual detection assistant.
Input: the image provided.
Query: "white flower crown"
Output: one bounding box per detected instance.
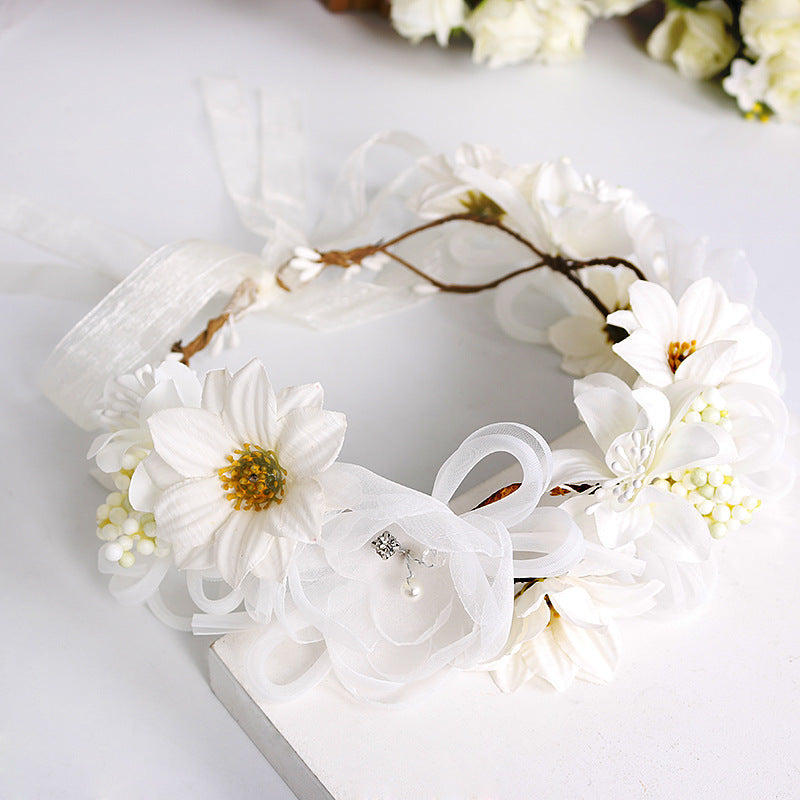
[39,80,794,705]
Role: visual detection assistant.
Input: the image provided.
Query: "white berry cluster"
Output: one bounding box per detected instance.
[95,454,170,567]
[653,389,759,539]
[653,465,760,539]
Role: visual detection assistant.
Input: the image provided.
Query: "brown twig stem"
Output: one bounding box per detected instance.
[181,213,648,363]
[171,312,230,366]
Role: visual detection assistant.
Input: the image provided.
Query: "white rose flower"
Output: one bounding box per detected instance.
[132,360,347,588]
[647,0,738,80]
[762,47,800,122]
[740,0,800,58]
[465,0,592,68]
[391,0,468,47]
[510,158,651,259]
[608,277,778,391]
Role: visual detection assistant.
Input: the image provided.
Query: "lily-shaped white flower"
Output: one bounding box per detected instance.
[608,277,777,391]
[551,374,734,561]
[133,360,346,588]
[489,544,662,692]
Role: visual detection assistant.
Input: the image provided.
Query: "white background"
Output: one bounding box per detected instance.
[2,1,799,797]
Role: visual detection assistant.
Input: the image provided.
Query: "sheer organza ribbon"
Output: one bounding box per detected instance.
[241,423,586,704]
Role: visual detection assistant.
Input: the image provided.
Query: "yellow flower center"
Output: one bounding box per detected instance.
[667,340,697,373]
[219,443,287,512]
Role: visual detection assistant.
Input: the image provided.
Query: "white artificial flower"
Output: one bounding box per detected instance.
[409,143,511,221]
[647,0,738,80]
[723,57,771,114]
[132,360,346,588]
[465,0,592,68]
[585,0,649,19]
[608,277,777,391]
[489,545,662,692]
[546,266,639,380]
[740,0,800,58]
[761,47,800,122]
[390,0,468,47]
[88,359,202,475]
[551,373,733,560]
[510,158,651,259]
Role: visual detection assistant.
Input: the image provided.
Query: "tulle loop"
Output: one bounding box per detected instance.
[245,627,332,703]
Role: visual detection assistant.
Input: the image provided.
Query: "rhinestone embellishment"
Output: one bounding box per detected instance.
[372,531,401,560]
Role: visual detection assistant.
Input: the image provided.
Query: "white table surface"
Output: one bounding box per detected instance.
[2,2,799,798]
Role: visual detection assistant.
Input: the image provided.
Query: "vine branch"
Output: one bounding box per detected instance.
[177,213,647,363]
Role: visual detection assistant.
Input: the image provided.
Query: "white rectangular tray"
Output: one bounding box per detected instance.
[208,431,800,800]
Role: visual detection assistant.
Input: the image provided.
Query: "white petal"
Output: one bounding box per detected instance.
[650,423,730,476]
[269,476,325,543]
[150,406,236,476]
[139,378,183,420]
[675,340,737,385]
[490,655,529,693]
[154,476,231,549]
[550,615,618,684]
[128,463,159,512]
[628,280,677,341]
[277,407,346,478]
[214,511,273,588]
[550,448,608,488]
[201,368,230,414]
[638,487,711,563]
[613,329,675,387]
[548,586,605,628]
[575,383,639,454]
[221,360,277,447]
[250,536,297,583]
[548,315,605,358]
[522,627,578,692]
[276,383,324,417]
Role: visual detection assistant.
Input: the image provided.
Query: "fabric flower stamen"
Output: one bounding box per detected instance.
[219,443,287,511]
[667,340,697,373]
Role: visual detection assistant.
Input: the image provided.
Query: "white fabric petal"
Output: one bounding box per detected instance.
[522,627,578,692]
[638,487,711,563]
[269,476,325,543]
[201,368,230,414]
[627,280,677,341]
[550,615,618,684]
[675,340,737,385]
[154,476,231,550]
[548,585,605,628]
[277,407,346,478]
[276,382,324,416]
[221,359,277,447]
[149,407,236,477]
[214,510,274,588]
[575,382,639,454]
[550,448,607,488]
[613,329,675,386]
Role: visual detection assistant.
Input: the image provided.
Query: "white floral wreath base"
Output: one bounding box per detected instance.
[30,80,795,706]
